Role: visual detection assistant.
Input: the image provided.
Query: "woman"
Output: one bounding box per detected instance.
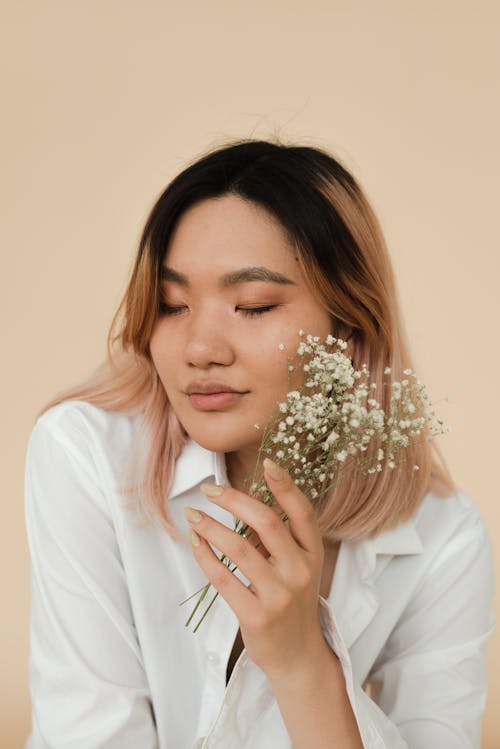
[24,139,495,748]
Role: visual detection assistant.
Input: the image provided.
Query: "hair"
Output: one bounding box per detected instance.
[37,137,456,543]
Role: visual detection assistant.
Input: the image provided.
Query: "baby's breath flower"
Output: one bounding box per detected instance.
[183,331,451,632]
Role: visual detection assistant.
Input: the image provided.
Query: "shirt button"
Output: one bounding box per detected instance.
[207,651,220,664]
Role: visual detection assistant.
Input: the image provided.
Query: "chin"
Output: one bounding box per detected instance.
[181,416,260,455]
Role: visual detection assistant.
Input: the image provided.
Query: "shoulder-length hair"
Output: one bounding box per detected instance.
[38,137,456,542]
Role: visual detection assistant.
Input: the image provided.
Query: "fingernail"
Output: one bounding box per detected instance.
[263,457,285,480]
[190,528,200,546]
[201,483,225,496]
[183,507,202,523]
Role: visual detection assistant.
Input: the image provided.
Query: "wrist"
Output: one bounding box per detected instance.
[267,630,341,690]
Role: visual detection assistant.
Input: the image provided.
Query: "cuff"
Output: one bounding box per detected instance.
[318,596,407,748]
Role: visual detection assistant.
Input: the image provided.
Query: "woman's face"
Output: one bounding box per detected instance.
[149,194,333,471]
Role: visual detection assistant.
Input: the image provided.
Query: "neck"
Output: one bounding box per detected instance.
[225,447,261,494]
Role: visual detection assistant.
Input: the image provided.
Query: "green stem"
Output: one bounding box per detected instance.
[192,588,220,633]
[179,582,212,606]
[184,581,211,628]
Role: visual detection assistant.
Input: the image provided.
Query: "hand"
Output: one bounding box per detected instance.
[183,458,326,681]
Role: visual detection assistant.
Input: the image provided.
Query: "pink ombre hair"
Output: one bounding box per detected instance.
[37,137,456,543]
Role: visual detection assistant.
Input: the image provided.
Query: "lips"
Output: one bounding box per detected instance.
[188,391,247,411]
[186,380,247,395]
[185,379,249,410]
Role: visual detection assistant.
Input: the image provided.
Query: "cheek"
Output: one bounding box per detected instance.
[148,323,163,358]
[149,328,177,384]
[253,352,294,406]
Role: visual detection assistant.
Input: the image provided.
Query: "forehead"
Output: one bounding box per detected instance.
[164,195,300,277]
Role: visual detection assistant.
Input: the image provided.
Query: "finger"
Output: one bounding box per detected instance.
[236,495,291,560]
[201,483,298,564]
[186,523,260,621]
[184,507,273,588]
[185,511,285,613]
[239,489,291,557]
[238,526,271,561]
[262,458,322,554]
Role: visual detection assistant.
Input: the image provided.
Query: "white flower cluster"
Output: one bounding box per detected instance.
[183,330,451,633]
[243,332,450,505]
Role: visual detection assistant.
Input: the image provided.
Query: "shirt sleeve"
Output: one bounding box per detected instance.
[24,411,159,749]
[318,507,496,748]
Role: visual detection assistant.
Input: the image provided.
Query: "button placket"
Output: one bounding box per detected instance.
[194,589,240,740]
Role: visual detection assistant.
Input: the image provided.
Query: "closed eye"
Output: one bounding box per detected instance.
[158,304,279,317]
[158,304,187,316]
[238,305,278,317]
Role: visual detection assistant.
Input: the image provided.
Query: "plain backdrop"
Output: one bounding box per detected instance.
[1,1,499,746]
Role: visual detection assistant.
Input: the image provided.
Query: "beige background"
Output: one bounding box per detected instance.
[2,1,498,746]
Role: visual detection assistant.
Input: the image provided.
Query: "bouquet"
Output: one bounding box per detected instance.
[180,331,450,632]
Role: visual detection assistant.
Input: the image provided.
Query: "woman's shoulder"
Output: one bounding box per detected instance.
[32,399,143,442]
[27,400,147,487]
[413,485,492,562]
[34,398,139,431]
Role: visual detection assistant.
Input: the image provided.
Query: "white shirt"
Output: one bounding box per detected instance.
[23,399,496,748]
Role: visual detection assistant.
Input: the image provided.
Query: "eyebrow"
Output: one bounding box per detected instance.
[160,264,297,288]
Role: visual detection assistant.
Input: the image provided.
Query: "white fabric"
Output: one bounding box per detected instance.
[23,400,496,748]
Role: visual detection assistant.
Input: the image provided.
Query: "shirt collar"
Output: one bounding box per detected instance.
[168,440,425,557]
[348,505,424,593]
[167,437,229,500]
[371,516,424,556]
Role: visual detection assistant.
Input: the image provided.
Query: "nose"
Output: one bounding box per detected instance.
[184,308,235,368]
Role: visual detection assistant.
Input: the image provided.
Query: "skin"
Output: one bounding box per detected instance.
[149,193,334,491]
[148,195,363,746]
[187,467,327,678]
[185,471,361,747]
